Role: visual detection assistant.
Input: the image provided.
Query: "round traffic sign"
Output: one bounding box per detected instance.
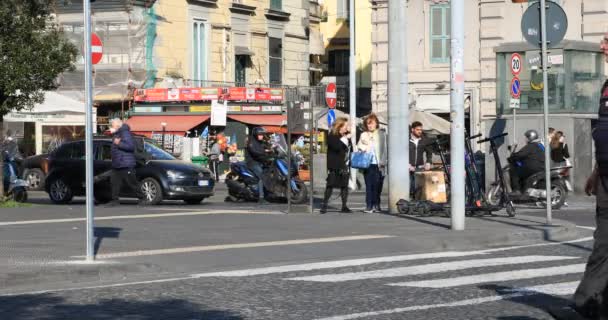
[91,33,103,65]
[511,77,521,99]
[511,53,522,75]
[521,1,568,49]
[325,83,337,109]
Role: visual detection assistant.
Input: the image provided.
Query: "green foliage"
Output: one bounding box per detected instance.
[0,0,78,115]
[0,200,31,208]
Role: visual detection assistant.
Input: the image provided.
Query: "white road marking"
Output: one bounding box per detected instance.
[576,225,596,231]
[193,237,593,278]
[0,210,281,226]
[389,263,585,288]
[193,251,493,278]
[286,255,578,282]
[314,281,580,320]
[74,235,394,259]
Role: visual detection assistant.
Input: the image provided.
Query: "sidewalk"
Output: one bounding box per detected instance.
[0,204,589,295]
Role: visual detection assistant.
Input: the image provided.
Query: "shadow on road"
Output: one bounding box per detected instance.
[481,284,574,320]
[93,227,122,256]
[0,294,245,320]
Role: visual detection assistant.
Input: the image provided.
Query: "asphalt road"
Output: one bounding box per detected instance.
[0,236,594,320]
[0,189,597,320]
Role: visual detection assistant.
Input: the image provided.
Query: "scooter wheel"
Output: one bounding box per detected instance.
[13,189,28,203]
[506,202,516,217]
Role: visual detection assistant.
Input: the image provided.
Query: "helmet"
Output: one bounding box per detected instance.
[524,129,539,143]
[252,127,267,137]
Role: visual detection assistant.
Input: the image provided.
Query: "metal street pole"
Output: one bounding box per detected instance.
[348,0,357,190]
[539,0,552,225]
[388,0,409,213]
[450,0,465,230]
[83,0,95,261]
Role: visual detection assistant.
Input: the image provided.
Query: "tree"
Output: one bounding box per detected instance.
[0,0,78,199]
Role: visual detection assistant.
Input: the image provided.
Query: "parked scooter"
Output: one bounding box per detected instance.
[225,133,308,204]
[2,139,28,202]
[482,133,571,212]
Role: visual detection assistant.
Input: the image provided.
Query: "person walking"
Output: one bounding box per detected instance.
[569,33,608,320]
[320,117,352,214]
[106,118,143,207]
[357,113,387,213]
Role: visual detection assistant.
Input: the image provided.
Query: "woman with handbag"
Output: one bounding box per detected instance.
[320,117,353,214]
[357,113,387,213]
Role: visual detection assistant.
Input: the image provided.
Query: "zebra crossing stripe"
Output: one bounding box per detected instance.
[314,281,580,320]
[192,251,491,278]
[389,263,585,288]
[286,255,578,282]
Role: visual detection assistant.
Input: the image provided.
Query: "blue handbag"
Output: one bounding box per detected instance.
[350,151,373,169]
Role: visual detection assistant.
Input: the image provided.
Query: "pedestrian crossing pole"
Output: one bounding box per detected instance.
[450,0,466,230]
[387,0,410,213]
[348,0,357,190]
[539,0,553,225]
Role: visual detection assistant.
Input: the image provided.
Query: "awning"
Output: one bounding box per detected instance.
[413,93,471,113]
[235,46,255,56]
[372,110,451,135]
[126,115,209,133]
[228,114,287,133]
[22,91,85,114]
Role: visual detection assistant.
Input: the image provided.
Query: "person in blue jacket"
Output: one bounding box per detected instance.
[107,118,142,206]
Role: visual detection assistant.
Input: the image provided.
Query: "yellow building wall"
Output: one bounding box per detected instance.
[320,0,372,88]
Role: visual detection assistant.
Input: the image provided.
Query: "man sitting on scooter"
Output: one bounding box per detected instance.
[246,127,272,203]
[509,129,545,196]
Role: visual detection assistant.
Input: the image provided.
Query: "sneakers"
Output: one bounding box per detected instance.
[319,206,327,214]
[340,207,352,213]
[363,208,375,214]
[374,205,382,213]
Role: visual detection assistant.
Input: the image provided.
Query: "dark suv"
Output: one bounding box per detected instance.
[44,137,215,205]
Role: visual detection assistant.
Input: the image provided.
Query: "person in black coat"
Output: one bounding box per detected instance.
[320,117,353,214]
[107,119,143,206]
[508,129,545,195]
[246,127,272,203]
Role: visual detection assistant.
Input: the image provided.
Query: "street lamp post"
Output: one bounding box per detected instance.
[161,122,167,151]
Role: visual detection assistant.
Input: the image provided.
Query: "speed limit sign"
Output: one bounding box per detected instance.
[511,53,522,75]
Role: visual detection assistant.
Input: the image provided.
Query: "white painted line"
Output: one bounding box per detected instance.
[313,281,579,320]
[75,235,395,259]
[193,251,493,278]
[287,255,578,282]
[576,225,596,231]
[389,263,585,288]
[0,210,281,226]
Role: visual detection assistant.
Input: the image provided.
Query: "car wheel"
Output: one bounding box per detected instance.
[48,178,73,204]
[140,178,163,205]
[184,198,205,205]
[24,168,45,191]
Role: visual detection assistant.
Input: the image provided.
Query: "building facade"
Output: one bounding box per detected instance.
[320,0,373,114]
[372,0,608,191]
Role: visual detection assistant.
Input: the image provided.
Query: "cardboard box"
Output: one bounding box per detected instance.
[414,171,447,203]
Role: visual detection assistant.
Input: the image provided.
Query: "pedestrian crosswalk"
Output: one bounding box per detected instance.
[195,239,591,319]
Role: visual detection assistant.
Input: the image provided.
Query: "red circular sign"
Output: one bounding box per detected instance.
[325,83,337,109]
[510,53,522,75]
[91,33,103,65]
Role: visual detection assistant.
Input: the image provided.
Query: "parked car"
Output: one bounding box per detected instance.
[21,153,50,191]
[44,137,215,205]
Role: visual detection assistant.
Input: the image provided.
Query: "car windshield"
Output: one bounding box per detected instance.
[144,142,175,160]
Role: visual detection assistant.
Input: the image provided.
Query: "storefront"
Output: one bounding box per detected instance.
[4,91,95,155]
[488,41,604,191]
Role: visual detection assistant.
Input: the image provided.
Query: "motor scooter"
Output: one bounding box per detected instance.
[482,134,571,212]
[2,147,28,202]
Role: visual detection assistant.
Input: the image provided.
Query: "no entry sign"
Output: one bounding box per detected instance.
[325,83,337,109]
[91,33,103,65]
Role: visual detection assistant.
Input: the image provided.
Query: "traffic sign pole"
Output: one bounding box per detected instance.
[83,0,95,261]
[539,0,552,225]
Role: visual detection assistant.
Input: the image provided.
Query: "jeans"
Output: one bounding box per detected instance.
[111,168,141,201]
[249,162,266,199]
[364,165,382,210]
[574,176,608,318]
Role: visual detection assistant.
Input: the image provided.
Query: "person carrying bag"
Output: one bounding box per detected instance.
[320,117,353,214]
